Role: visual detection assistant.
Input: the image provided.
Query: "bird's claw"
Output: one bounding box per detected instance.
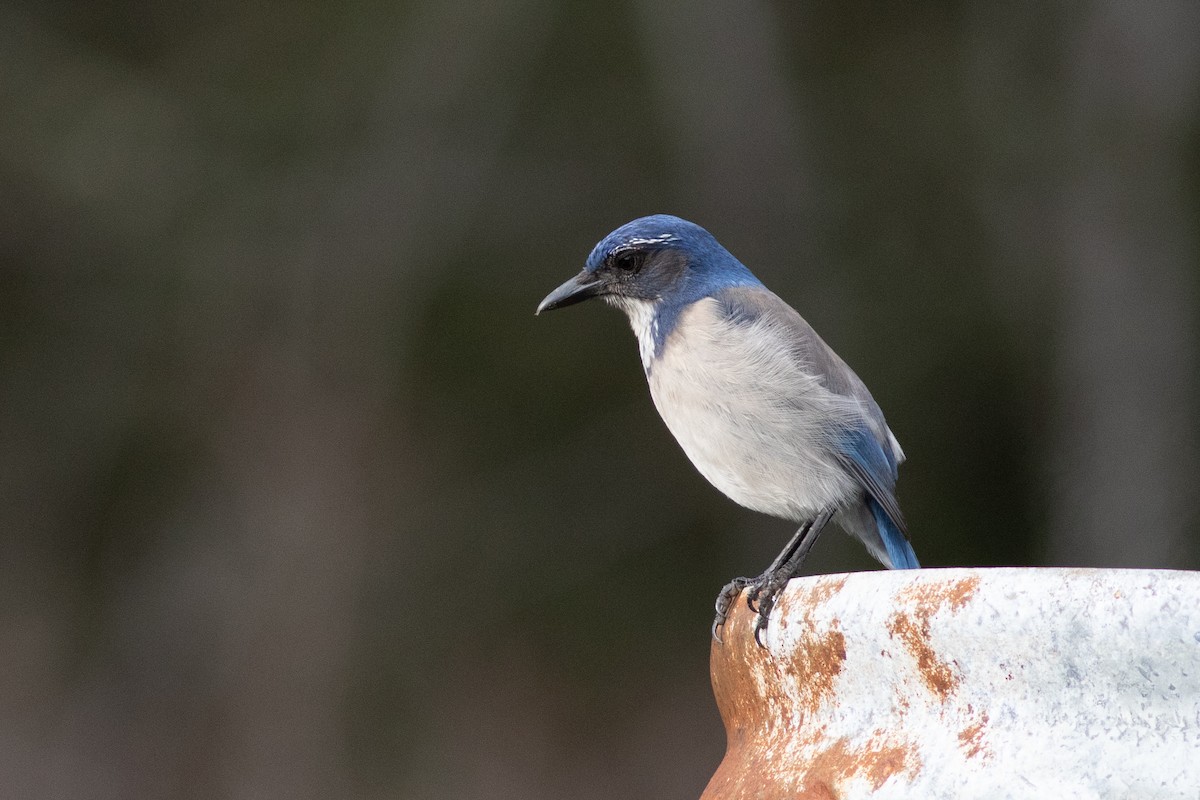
[712,573,790,648]
[746,589,760,614]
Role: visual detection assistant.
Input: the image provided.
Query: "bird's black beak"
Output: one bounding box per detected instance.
[535,271,604,315]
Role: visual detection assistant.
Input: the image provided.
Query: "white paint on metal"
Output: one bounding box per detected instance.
[705,568,1200,799]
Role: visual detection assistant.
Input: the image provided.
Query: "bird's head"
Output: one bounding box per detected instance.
[535,215,759,318]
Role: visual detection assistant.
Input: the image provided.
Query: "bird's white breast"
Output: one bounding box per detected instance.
[646,298,861,520]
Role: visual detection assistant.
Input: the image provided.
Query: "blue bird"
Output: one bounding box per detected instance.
[537,215,919,644]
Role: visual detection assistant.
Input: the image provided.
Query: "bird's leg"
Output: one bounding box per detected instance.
[744,518,816,613]
[747,509,834,646]
[711,509,835,646]
[712,520,813,643]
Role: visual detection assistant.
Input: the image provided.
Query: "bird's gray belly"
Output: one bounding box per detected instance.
[646,336,854,520]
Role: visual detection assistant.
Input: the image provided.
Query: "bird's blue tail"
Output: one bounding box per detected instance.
[868,496,920,569]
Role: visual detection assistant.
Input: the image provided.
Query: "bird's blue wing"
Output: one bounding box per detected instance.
[867,495,920,569]
[833,425,903,532]
[833,426,919,568]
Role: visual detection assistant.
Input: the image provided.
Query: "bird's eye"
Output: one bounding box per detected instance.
[612,251,641,272]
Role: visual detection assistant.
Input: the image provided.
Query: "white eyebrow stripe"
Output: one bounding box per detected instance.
[622,233,679,247]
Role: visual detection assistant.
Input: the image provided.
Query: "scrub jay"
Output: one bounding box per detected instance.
[537,215,919,644]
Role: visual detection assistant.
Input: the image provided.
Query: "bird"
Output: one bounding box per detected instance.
[536,214,918,645]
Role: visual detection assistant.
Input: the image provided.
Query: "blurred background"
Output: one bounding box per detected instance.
[2,1,1198,797]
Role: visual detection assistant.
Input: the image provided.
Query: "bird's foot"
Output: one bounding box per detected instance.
[711,570,792,647]
[746,571,791,647]
[712,577,753,643]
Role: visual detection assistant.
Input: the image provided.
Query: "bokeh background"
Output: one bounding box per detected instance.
[3,1,1198,798]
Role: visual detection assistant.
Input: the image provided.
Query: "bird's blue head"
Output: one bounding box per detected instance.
[536,215,761,320]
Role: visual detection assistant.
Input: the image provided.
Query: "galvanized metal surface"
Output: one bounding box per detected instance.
[702,568,1200,799]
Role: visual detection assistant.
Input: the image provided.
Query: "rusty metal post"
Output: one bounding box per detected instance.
[702,568,1200,799]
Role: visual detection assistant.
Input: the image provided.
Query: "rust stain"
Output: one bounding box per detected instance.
[958,712,991,760]
[778,576,849,715]
[706,577,853,799]
[892,575,979,618]
[703,733,921,799]
[942,575,980,612]
[703,575,937,799]
[795,784,836,800]
[795,575,849,617]
[886,575,980,701]
[887,613,957,699]
[709,601,764,743]
[783,627,847,715]
[769,575,849,638]
[801,736,921,793]
[710,583,848,735]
